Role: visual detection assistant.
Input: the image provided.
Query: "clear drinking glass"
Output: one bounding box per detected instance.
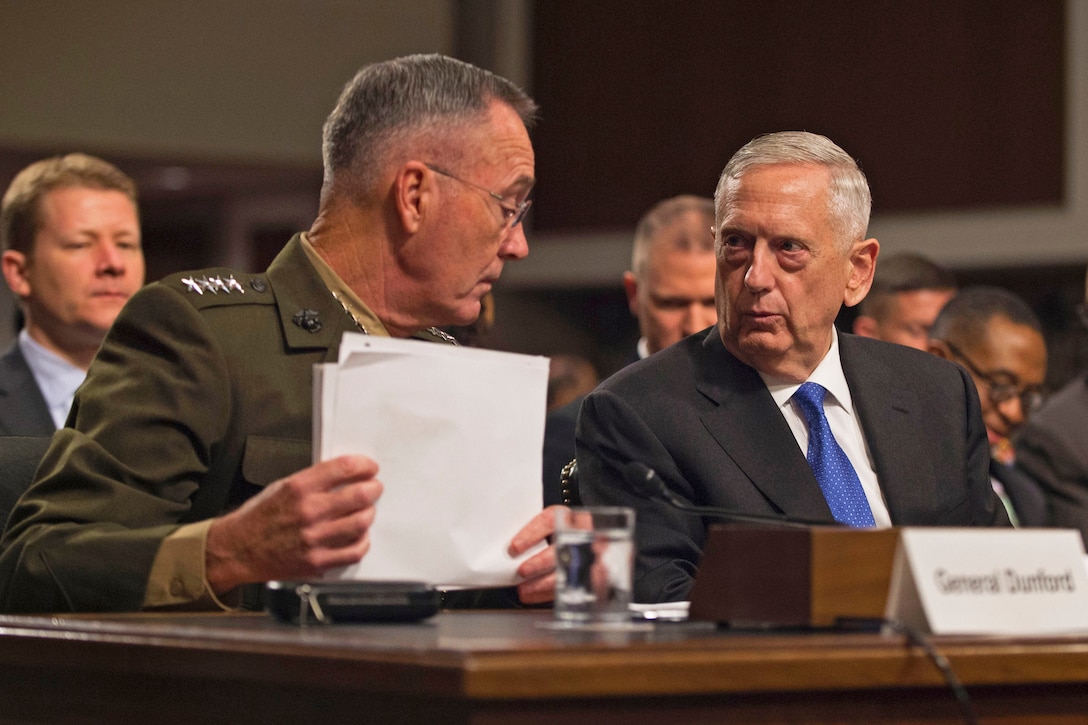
[553,506,635,624]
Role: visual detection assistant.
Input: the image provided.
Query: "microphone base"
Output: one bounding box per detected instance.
[688,524,899,627]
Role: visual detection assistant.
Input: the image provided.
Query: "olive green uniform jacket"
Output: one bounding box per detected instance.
[0,235,447,612]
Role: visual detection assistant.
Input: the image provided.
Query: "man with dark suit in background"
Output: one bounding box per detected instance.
[851,252,956,351]
[542,196,716,505]
[578,131,1009,604]
[928,286,1049,527]
[0,154,145,434]
[1016,269,1088,543]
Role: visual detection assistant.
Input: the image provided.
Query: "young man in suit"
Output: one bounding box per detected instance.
[577,132,1009,604]
[0,154,145,434]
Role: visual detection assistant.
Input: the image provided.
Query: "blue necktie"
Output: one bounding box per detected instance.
[792,382,875,527]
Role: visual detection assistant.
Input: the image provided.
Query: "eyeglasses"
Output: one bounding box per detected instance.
[425,164,532,228]
[943,340,1046,415]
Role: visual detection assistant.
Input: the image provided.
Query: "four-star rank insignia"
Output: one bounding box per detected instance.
[180,274,247,296]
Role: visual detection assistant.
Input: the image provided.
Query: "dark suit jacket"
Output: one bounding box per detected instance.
[542,396,582,507]
[578,328,1009,603]
[1015,373,1088,544]
[990,458,1048,528]
[0,344,55,436]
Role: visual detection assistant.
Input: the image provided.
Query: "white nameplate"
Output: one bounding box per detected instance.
[885,528,1088,635]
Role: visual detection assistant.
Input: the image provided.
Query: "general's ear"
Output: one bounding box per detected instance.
[392,161,430,234]
[843,238,879,308]
[1,250,31,300]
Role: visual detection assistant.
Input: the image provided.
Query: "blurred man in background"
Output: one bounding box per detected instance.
[1016,269,1088,540]
[852,252,955,351]
[542,195,716,505]
[623,195,717,360]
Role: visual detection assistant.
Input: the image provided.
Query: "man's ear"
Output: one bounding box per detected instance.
[1,250,31,300]
[852,315,878,339]
[392,161,429,234]
[928,338,953,361]
[843,237,879,308]
[622,271,639,316]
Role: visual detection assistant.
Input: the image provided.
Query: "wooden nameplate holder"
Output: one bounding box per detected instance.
[688,524,900,627]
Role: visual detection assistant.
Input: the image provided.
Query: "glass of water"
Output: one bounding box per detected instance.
[553,506,635,625]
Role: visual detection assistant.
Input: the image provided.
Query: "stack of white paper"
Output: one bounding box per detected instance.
[315,333,550,588]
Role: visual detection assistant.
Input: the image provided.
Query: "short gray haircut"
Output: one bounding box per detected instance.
[713,131,871,248]
[631,195,715,279]
[321,54,538,193]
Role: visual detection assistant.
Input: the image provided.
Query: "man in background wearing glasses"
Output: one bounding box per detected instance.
[928,286,1049,527]
[1016,269,1088,544]
[0,54,557,613]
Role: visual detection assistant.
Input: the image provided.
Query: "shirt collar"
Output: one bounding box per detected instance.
[759,328,855,415]
[18,328,87,424]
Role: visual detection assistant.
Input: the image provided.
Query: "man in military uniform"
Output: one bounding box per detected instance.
[0,54,556,612]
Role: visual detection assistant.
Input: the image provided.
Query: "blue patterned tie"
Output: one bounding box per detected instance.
[792,382,875,527]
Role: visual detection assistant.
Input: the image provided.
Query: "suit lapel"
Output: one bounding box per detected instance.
[693,333,835,521]
[0,346,55,435]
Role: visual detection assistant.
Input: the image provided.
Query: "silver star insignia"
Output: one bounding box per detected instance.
[226,276,244,294]
[181,277,203,295]
[197,276,217,294]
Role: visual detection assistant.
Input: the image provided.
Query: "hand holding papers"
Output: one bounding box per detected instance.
[315,334,549,589]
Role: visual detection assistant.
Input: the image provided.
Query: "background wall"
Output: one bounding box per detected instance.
[1,0,1084,383]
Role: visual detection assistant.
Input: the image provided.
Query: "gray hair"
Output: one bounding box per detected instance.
[321,54,538,193]
[631,195,715,279]
[713,131,871,248]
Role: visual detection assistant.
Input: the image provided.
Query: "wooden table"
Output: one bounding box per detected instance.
[2,610,1087,724]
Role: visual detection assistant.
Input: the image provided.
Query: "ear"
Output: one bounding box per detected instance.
[928,339,953,361]
[843,237,879,308]
[392,161,430,234]
[852,315,878,338]
[622,271,639,316]
[1,250,31,300]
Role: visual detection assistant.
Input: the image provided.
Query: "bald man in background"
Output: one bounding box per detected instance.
[543,196,717,505]
[851,252,955,351]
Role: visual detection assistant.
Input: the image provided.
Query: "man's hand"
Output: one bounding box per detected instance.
[205,455,382,594]
[508,505,567,605]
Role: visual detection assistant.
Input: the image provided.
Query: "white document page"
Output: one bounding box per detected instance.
[316,334,549,588]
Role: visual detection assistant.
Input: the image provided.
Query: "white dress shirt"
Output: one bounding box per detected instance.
[18,329,87,429]
[758,328,892,527]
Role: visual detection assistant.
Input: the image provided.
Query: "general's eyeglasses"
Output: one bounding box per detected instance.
[425,164,532,228]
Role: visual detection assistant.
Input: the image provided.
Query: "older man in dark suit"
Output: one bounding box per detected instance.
[578,132,1009,604]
